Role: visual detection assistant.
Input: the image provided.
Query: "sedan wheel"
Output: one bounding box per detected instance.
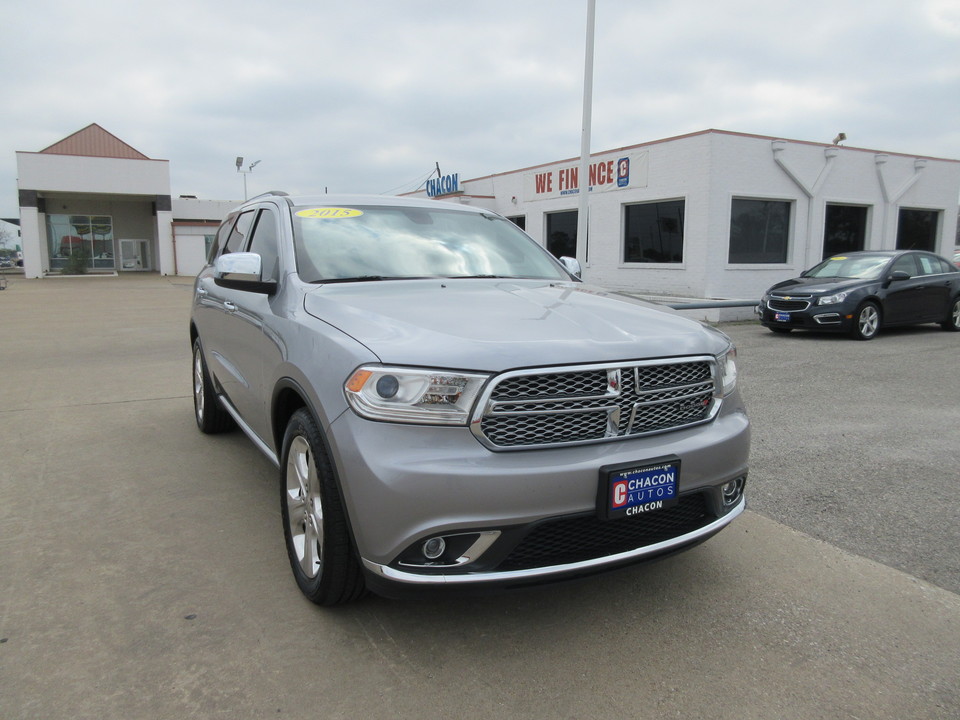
[941,297,960,332]
[851,302,880,341]
[280,408,365,605]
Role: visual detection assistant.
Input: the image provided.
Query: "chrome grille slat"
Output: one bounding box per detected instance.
[473,358,718,449]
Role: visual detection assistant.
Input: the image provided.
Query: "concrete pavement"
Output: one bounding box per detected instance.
[1,275,958,719]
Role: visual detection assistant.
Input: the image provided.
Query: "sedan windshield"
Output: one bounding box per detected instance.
[805,254,890,280]
[291,205,569,284]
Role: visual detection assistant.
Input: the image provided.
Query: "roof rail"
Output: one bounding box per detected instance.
[246,190,290,202]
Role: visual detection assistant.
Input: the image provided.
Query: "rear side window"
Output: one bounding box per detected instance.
[917,254,952,275]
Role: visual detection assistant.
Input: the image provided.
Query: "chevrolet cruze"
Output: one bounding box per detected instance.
[758,250,960,340]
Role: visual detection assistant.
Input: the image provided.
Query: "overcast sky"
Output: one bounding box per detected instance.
[2,0,958,219]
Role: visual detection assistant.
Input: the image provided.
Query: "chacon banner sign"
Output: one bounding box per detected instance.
[524,151,648,201]
[426,173,460,197]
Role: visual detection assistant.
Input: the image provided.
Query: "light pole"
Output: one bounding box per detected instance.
[576,0,595,272]
[235,157,261,200]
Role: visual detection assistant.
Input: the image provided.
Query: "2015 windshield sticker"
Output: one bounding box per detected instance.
[295,208,364,219]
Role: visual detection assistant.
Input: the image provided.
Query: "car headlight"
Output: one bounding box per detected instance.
[345,366,490,425]
[716,346,738,397]
[818,291,849,305]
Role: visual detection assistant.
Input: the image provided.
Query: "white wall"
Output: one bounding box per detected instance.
[421,131,960,302]
[16,153,170,195]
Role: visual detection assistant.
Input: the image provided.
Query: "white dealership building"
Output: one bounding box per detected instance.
[15,124,235,279]
[407,129,960,302]
[15,126,960,300]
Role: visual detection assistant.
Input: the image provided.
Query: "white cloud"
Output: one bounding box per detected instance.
[2,0,959,216]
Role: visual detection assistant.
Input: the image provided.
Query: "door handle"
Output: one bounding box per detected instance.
[224,301,237,312]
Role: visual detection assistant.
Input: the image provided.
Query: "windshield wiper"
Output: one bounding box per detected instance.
[446,274,515,279]
[313,275,426,284]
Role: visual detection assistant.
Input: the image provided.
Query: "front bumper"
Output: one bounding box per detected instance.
[757,302,853,332]
[361,496,745,595]
[326,393,750,591]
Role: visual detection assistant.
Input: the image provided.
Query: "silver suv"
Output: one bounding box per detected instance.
[190,193,750,604]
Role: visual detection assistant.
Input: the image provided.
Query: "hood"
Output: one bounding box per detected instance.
[303,279,727,371]
[768,276,868,295]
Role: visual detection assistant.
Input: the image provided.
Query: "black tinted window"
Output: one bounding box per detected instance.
[223,211,255,255]
[729,199,791,263]
[891,254,918,276]
[248,208,280,282]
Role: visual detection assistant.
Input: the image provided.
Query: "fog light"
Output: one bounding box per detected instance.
[722,477,745,506]
[422,537,446,560]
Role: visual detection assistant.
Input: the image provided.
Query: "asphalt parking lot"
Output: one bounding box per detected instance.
[1,275,958,719]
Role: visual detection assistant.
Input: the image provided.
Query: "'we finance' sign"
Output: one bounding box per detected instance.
[523,151,648,201]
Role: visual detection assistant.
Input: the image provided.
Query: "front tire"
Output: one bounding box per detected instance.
[940,297,960,331]
[851,302,880,340]
[280,408,366,605]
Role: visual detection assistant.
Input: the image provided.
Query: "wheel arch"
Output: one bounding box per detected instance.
[272,379,367,580]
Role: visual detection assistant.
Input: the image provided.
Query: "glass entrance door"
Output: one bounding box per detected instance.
[119,239,150,271]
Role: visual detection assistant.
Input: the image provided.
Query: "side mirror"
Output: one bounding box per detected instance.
[214,252,277,294]
[888,270,911,282]
[559,256,582,279]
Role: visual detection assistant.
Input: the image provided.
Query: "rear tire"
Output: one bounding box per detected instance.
[280,408,366,605]
[192,338,235,433]
[851,302,880,340]
[940,297,960,331]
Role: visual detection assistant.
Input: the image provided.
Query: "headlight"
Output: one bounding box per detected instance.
[818,291,849,305]
[345,366,490,425]
[716,347,738,397]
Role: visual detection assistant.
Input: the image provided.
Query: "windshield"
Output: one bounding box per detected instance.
[291,205,569,284]
[805,254,890,280]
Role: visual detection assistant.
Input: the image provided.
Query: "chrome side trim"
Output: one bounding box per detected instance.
[217,394,280,468]
[362,497,745,586]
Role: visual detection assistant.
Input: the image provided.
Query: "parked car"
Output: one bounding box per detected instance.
[757,250,960,340]
[190,193,750,604]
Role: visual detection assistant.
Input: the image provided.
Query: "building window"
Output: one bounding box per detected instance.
[822,204,868,259]
[623,200,684,263]
[506,215,526,231]
[546,210,577,259]
[46,214,114,271]
[729,199,791,263]
[896,208,939,252]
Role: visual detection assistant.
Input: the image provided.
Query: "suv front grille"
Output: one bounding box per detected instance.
[497,493,712,571]
[473,358,718,449]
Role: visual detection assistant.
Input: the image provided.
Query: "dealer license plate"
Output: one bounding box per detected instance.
[599,458,680,521]
[774,312,791,323]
